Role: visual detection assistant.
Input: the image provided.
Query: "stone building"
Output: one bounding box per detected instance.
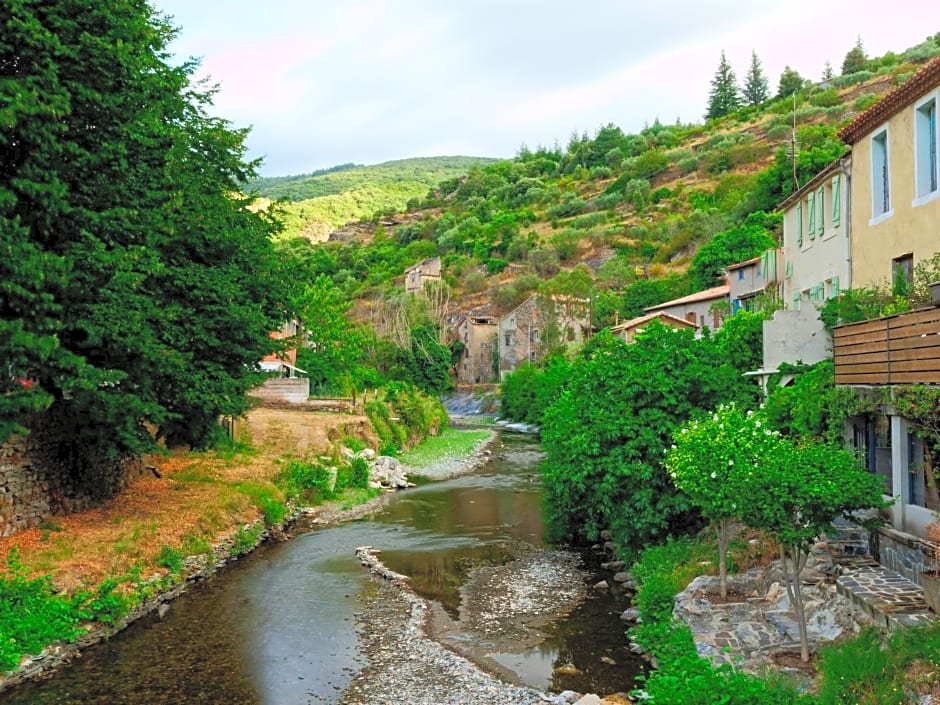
[404,257,442,294]
[452,311,498,385]
[497,294,590,380]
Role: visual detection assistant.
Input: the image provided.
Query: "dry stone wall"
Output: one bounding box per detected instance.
[0,415,140,538]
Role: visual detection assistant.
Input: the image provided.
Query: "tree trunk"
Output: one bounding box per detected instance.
[780,543,810,662]
[717,518,730,599]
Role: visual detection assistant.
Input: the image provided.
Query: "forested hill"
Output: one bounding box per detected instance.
[276,33,940,329]
[249,156,498,241]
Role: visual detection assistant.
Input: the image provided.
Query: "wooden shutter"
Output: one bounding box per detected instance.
[816,186,825,236]
[807,192,816,240]
[831,176,841,226]
[796,202,803,246]
[829,276,840,298]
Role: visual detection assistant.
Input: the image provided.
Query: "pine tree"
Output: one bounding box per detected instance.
[841,37,868,75]
[706,51,741,120]
[742,50,769,106]
[777,65,805,98]
[822,60,834,82]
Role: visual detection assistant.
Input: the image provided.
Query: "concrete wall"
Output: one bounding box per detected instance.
[850,86,940,286]
[249,378,310,404]
[762,303,832,370]
[0,415,141,538]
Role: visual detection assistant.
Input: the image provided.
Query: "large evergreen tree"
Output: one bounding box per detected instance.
[841,37,868,75]
[742,50,769,106]
[1,1,289,460]
[776,65,805,98]
[706,51,741,119]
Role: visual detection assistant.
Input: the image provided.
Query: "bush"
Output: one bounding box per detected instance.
[463,270,486,293]
[278,460,336,501]
[766,124,791,141]
[157,545,184,574]
[677,156,698,174]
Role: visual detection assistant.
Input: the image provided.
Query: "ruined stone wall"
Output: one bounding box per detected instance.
[248,378,310,404]
[0,416,140,538]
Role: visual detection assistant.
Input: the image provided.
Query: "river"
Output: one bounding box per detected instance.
[2,431,643,704]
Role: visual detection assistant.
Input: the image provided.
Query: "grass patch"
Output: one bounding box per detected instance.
[397,428,491,470]
[230,524,264,557]
[338,486,383,511]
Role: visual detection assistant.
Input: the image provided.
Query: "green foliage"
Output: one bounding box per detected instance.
[706,51,741,119]
[0,550,82,671]
[742,50,770,106]
[841,37,869,75]
[81,578,132,627]
[777,65,805,98]
[688,223,776,290]
[2,1,290,454]
[540,327,754,553]
[500,355,572,425]
[278,460,337,502]
[230,523,264,557]
[365,384,447,455]
[156,545,184,574]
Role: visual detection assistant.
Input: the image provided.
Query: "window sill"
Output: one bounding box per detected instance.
[869,209,894,227]
[912,190,940,208]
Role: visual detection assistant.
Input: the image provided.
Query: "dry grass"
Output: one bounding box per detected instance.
[0,407,372,591]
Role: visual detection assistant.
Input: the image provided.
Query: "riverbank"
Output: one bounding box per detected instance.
[0,408,496,693]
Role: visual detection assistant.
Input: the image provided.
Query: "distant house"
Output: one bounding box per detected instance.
[643,283,730,332]
[453,310,498,385]
[254,320,309,403]
[727,250,783,313]
[497,294,590,379]
[610,311,697,343]
[404,257,442,293]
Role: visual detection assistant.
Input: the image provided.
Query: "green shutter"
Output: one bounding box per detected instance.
[796,202,803,246]
[793,292,801,310]
[830,276,840,298]
[807,193,816,240]
[831,176,841,226]
[816,186,825,235]
[785,259,793,278]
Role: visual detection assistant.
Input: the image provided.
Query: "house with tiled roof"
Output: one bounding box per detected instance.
[610,311,697,343]
[497,294,590,379]
[643,283,730,332]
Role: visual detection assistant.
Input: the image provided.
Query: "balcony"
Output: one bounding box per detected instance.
[833,306,940,385]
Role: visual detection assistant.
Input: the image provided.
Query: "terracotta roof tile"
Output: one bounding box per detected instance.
[644,283,730,312]
[838,57,940,145]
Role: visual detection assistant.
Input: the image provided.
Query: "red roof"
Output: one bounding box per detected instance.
[644,283,730,313]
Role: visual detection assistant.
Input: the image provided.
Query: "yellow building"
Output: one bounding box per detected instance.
[840,57,940,288]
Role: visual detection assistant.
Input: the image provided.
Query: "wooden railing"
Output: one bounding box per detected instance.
[833,306,940,385]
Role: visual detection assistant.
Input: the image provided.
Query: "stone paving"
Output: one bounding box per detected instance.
[834,555,936,629]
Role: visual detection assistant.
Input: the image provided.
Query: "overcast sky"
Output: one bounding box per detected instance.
[151,1,935,177]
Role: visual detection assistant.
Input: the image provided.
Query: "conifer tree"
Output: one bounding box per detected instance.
[706,51,741,120]
[777,65,805,98]
[822,60,834,82]
[841,36,868,75]
[742,50,769,106]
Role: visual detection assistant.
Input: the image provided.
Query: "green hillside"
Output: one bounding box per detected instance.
[250,156,499,239]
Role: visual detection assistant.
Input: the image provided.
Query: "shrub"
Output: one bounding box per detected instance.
[766,124,791,141]
[278,460,336,502]
[677,156,698,174]
[463,270,486,293]
[157,545,184,574]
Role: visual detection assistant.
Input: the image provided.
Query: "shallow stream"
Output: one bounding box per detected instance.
[2,431,642,704]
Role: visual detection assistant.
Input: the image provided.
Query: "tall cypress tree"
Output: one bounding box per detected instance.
[742,50,769,106]
[706,51,741,120]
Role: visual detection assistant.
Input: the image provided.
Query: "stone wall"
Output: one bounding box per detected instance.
[874,526,938,587]
[0,415,140,538]
[249,378,310,404]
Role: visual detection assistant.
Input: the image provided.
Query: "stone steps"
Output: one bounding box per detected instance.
[834,555,936,629]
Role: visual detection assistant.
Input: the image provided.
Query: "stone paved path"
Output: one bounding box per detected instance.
[835,555,936,629]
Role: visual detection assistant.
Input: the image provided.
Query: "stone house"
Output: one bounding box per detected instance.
[643,283,730,333]
[610,311,697,343]
[453,311,498,385]
[497,294,590,380]
[404,257,442,294]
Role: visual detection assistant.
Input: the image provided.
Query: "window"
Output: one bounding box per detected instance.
[685,312,696,323]
[915,96,938,199]
[826,276,840,299]
[816,186,825,236]
[893,253,913,295]
[504,332,513,346]
[529,329,539,343]
[871,129,891,218]
[792,292,801,311]
[809,284,825,303]
[737,268,745,280]
[831,175,841,226]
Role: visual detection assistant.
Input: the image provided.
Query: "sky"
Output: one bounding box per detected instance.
[151,1,936,177]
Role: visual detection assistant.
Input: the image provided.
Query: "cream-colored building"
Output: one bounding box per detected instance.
[453,313,497,385]
[778,158,852,309]
[404,257,442,293]
[839,57,940,288]
[643,283,729,332]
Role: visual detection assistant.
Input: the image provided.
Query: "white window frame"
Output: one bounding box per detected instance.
[914,91,939,206]
[870,126,893,224]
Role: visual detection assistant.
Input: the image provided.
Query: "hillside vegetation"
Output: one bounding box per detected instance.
[250,156,498,241]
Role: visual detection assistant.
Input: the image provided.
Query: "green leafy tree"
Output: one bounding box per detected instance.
[841,37,869,75]
[739,440,888,662]
[1,2,288,459]
[706,51,741,119]
[822,60,835,82]
[540,327,746,554]
[777,65,805,98]
[688,224,776,291]
[742,50,769,106]
[667,405,766,597]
